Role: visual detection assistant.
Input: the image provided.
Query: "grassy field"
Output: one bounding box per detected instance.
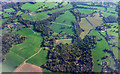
[21,2,58,11]
[54,11,76,26]
[50,23,75,35]
[11,28,43,59]
[103,11,118,17]
[77,4,105,11]
[21,12,49,21]
[87,13,103,27]
[77,8,93,14]
[16,11,23,15]
[3,13,12,18]
[4,8,15,12]
[2,18,9,24]
[2,51,25,72]
[3,28,45,72]
[55,39,72,44]
[26,48,48,67]
[106,23,118,59]
[46,4,73,13]
[79,18,93,39]
[88,30,110,72]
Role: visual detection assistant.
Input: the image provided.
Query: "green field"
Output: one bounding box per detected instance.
[3,28,45,72]
[54,11,76,25]
[26,48,48,67]
[103,11,118,17]
[106,23,118,59]
[89,30,110,72]
[50,23,74,35]
[16,11,23,15]
[2,18,9,24]
[21,2,58,11]
[77,8,93,14]
[21,12,49,21]
[4,8,15,12]
[77,4,105,11]
[3,13,12,18]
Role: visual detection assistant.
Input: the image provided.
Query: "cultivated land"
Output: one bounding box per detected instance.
[79,18,93,39]
[86,13,103,27]
[2,1,118,73]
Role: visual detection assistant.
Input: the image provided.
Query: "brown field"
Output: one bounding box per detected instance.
[55,39,72,44]
[79,18,93,39]
[87,13,103,27]
[14,62,42,73]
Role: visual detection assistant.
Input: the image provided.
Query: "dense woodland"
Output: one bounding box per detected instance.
[42,36,97,72]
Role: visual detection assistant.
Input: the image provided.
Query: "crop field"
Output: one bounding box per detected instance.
[50,23,75,35]
[55,39,72,44]
[54,11,76,26]
[4,8,15,12]
[21,12,49,21]
[77,5,105,11]
[87,13,103,27]
[88,30,110,72]
[77,8,93,14]
[21,2,58,11]
[79,18,93,39]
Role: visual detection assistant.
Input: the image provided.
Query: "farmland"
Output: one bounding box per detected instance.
[21,12,49,21]
[86,13,103,27]
[50,11,75,35]
[4,8,15,12]
[1,1,119,73]
[79,18,93,39]
[77,4,105,11]
[77,8,93,14]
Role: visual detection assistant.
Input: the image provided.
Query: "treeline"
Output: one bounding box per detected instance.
[2,33,26,56]
[42,35,97,72]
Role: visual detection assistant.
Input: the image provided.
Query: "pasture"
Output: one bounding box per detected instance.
[79,18,93,39]
[54,11,76,26]
[3,13,12,18]
[77,8,93,14]
[21,2,58,11]
[4,8,15,12]
[77,4,105,11]
[21,12,49,21]
[50,23,75,35]
[89,30,110,72]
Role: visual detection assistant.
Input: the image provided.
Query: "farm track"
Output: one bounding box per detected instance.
[24,48,42,63]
